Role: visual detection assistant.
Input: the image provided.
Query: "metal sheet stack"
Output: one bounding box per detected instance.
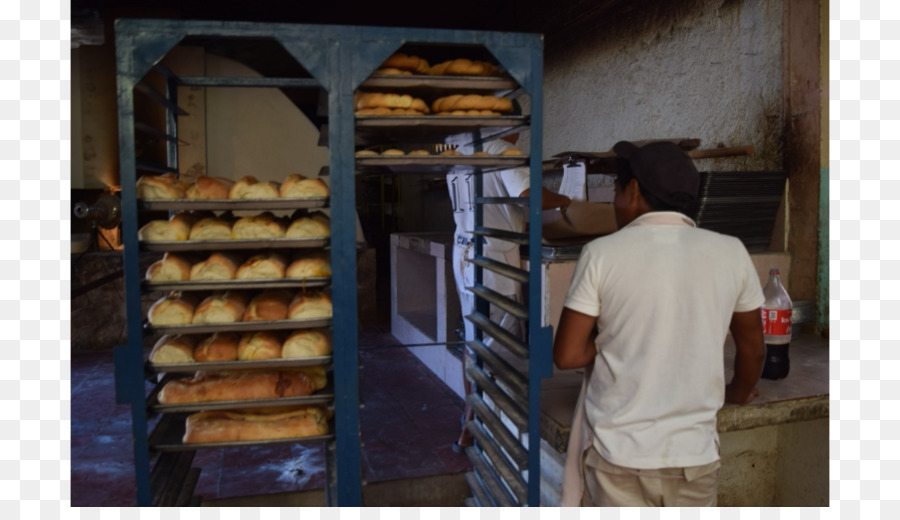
[688,171,788,252]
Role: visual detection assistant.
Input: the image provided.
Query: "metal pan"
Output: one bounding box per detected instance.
[147,317,332,335]
[144,277,331,292]
[149,356,333,374]
[149,413,334,451]
[138,197,329,211]
[152,388,335,414]
[139,238,329,252]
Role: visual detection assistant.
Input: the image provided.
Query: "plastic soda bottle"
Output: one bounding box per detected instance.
[760,268,792,379]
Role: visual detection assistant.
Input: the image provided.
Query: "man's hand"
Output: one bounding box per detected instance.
[553,307,599,369]
[725,309,766,405]
[725,383,759,405]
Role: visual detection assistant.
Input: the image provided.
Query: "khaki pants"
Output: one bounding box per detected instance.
[581,446,720,507]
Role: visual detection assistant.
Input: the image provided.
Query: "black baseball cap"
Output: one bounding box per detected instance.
[613,140,700,208]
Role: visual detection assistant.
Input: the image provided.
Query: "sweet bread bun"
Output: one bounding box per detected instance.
[190,253,241,281]
[193,332,240,362]
[235,252,288,280]
[186,176,235,200]
[149,334,198,364]
[354,92,429,114]
[431,94,513,115]
[158,369,322,404]
[183,406,330,444]
[243,289,293,322]
[192,291,249,324]
[429,58,499,77]
[189,217,233,241]
[286,212,330,239]
[279,174,330,199]
[228,176,281,200]
[137,173,188,200]
[381,149,405,156]
[380,53,430,74]
[283,329,332,358]
[238,331,284,360]
[286,251,331,279]
[138,213,198,242]
[288,291,333,320]
[145,252,193,282]
[148,292,199,326]
[232,212,287,240]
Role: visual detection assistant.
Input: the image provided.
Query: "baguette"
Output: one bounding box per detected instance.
[148,292,198,326]
[286,211,330,239]
[145,252,193,283]
[228,176,280,200]
[137,173,188,199]
[237,331,283,360]
[288,290,333,320]
[279,174,330,199]
[138,213,198,242]
[148,334,198,364]
[189,217,234,241]
[235,252,288,280]
[158,369,323,404]
[192,291,249,324]
[285,251,331,279]
[186,176,235,200]
[242,289,292,322]
[232,212,287,240]
[282,329,332,358]
[189,253,242,281]
[192,332,240,362]
[182,406,329,444]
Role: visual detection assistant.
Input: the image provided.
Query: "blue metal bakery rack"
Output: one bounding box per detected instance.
[113,18,547,506]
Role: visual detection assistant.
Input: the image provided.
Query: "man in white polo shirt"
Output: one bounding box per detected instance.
[553,140,766,507]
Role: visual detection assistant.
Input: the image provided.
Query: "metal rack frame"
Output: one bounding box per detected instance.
[114,18,547,507]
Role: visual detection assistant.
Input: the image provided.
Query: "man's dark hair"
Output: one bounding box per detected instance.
[614,157,687,214]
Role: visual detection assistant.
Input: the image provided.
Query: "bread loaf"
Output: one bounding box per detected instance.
[149,334,198,364]
[148,292,199,326]
[238,331,284,360]
[288,291,333,320]
[283,329,332,358]
[186,176,235,200]
[145,252,193,282]
[193,332,240,362]
[192,291,249,324]
[431,94,513,115]
[285,251,331,279]
[242,289,292,322]
[189,253,241,281]
[138,213,198,242]
[137,173,188,199]
[232,212,287,239]
[189,217,233,241]
[182,406,330,444]
[429,58,500,77]
[354,92,429,114]
[228,176,280,200]
[235,252,288,280]
[158,369,323,404]
[286,212,330,239]
[380,53,430,74]
[279,174,330,199]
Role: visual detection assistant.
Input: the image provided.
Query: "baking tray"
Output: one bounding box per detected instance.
[151,386,334,413]
[138,197,328,211]
[144,277,331,292]
[149,355,332,374]
[139,238,329,252]
[361,75,518,91]
[147,317,332,335]
[355,156,527,167]
[356,115,527,128]
[149,413,334,451]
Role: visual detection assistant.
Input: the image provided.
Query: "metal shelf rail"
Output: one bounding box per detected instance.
[114,18,546,506]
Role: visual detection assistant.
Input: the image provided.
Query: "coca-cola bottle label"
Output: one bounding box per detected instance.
[761,308,792,336]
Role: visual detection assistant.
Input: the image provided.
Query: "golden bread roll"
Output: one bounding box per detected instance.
[429,58,499,77]
[228,176,281,200]
[381,149,405,156]
[286,211,330,239]
[283,329,333,358]
[288,291,333,320]
[232,212,287,240]
[355,149,379,157]
[374,67,412,75]
[408,149,431,156]
[149,334,198,364]
[279,174,330,199]
[158,369,321,404]
[136,173,188,199]
[500,148,523,156]
[189,217,233,241]
[192,291,249,324]
[182,406,330,444]
[354,92,429,114]
[235,252,288,280]
[242,289,293,322]
[431,94,512,115]
[138,213,198,242]
[186,176,235,200]
[189,253,241,281]
[145,252,193,282]
[285,251,331,279]
[193,332,240,362]
[237,331,284,360]
[380,53,430,74]
[148,292,198,326]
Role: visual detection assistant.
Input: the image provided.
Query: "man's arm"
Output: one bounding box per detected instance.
[553,307,599,369]
[519,188,572,211]
[725,308,766,405]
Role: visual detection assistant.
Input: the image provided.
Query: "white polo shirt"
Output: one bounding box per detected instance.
[563,211,764,469]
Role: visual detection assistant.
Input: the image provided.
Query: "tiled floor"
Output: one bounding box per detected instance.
[70,323,472,506]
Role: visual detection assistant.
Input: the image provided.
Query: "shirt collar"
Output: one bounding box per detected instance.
[624,211,697,229]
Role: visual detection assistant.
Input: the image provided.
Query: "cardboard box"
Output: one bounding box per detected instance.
[542,200,618,243]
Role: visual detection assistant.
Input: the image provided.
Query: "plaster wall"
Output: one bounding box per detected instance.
[543,0,784,173]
